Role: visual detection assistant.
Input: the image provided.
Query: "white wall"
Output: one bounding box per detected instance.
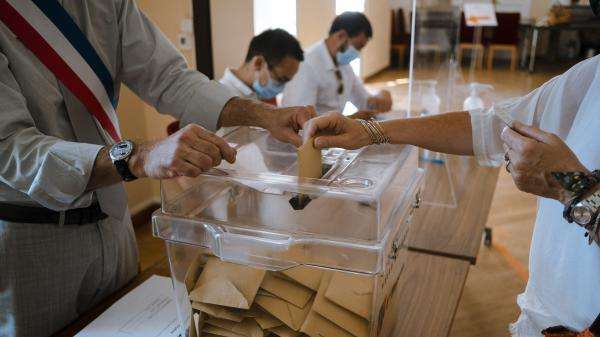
[210,0,254,79]
[296,0,336,48]
[363,0,392,78]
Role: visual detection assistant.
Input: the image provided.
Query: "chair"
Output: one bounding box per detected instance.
[486,13,521,71]
[391,8,409,68]
[457,13,485,69]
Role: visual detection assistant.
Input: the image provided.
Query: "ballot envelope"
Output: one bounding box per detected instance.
[153,126,424,337]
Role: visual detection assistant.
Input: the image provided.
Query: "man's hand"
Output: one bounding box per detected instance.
[367,90,392,113]
[304,112,371,149]
[501,121,588,204]
[217,97,316,147]
[130,124,236,179]
[260,106,317,147]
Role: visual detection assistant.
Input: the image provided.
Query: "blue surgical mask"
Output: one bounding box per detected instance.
[252,73,285,99]
[336,45,360,65]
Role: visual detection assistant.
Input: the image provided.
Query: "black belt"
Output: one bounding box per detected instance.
[0,203,108,225]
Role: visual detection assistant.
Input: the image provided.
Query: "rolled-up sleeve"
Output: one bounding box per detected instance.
[0,53,102,211]
[469,56,598,167]
[116,0,234,131]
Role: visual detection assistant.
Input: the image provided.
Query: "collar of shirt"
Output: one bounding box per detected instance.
[219,68,256,98]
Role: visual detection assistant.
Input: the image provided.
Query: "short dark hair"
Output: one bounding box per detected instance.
[329,12,373,38]
[245,29,304,65]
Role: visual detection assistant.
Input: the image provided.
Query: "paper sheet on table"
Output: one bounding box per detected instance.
[75,275,180,337]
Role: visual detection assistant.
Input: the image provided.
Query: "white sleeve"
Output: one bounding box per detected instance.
[281,63,318,108]
[349,71,370,110]
[470,56,598,167]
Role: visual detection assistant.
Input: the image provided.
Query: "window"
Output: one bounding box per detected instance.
[335,0,365,77]
[254,0,297,36]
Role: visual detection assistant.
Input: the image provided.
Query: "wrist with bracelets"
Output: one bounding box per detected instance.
[357,119,390,145]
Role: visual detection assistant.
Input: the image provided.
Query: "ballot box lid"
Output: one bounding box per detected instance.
[153,127,423,274]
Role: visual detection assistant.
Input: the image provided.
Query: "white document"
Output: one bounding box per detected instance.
[76,275,181,337]
[463,3,498,27]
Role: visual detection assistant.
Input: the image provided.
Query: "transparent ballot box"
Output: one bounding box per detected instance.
[153,127,424,337]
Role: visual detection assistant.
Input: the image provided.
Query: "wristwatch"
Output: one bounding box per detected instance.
[109,140,138,182]
[568,190,600,227]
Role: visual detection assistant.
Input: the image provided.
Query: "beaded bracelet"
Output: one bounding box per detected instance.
[552,170,600,196]
[357,119,390,144]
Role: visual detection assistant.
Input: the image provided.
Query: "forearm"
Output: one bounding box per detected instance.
[217,97,274,129]
[381,111,474,155]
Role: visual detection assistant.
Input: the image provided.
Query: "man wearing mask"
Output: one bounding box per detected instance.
[282,12,392,116]
[220,28,303,103]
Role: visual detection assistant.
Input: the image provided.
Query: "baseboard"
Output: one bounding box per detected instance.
[130,198,161,227]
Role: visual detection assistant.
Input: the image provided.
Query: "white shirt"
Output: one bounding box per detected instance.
[219,68,257,99]
[470,56,600,336]
[281,40,370,115]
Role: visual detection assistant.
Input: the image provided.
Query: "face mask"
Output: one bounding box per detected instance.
[252,73,285,99]
[336,45,360,65]
[592,0,600,16]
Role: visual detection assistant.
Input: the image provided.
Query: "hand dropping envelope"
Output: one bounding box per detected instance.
[260,272,313,308]
[298,137,322,179]
[300,310,354,337]
[278,266,323,291]
[255,291,313,331]
[324,271,374,320]
[189,257,266,309]
[312,272,369,337]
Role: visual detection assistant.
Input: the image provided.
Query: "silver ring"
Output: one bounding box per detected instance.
[504,152,511,173]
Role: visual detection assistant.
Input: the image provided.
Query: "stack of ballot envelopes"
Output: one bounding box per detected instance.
[186,256,375,337]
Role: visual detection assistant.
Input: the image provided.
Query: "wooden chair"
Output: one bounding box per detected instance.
[457,13,484,69]
[391,8,409,68]
[486,13,520,71]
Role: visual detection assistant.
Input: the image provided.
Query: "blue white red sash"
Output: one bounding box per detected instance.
[0,0,121,144]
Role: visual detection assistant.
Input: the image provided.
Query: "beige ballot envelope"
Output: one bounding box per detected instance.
[189,257,266,309]
[324,271,374,320]
[203,325,246,337]
[278,266,323,291]
[312,272,370,337]
[251,306,283,330]
[300,310,355,337]
[255,291,313,331]
[185,253,206,293]
[205,317,263,337]
[260,272,313,308]
[268,325,302,337]
[297,137,322,179]
[192,302,245,323]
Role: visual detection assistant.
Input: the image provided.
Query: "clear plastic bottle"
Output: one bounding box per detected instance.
[463,83,493,111]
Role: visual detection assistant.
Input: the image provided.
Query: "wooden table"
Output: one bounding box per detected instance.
[56,155,499,337]
[408,155,500,264]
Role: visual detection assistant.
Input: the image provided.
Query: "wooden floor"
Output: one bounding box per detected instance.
[136,64,567,337]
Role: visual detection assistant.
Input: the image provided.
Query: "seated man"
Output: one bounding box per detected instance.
[282,11,392,116]
[220,28,304,101]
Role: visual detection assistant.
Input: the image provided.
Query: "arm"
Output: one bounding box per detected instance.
[349,71,392,113]
[305,111,473,155]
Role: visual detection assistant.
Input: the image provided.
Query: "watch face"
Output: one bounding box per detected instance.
[571,205,593,226]
[110,141,133,161]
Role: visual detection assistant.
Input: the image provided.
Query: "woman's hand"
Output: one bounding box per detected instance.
[304,112,371,149]
[502,121,588,204]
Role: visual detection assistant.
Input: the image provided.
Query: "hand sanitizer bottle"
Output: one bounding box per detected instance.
[463,83,494,111]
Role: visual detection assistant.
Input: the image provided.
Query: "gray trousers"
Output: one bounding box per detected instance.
[0,215,139,337]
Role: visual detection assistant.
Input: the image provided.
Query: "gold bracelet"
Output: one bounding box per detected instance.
[357,119,390,144]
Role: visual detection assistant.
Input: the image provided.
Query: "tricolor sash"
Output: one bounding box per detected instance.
[0,0,121,144]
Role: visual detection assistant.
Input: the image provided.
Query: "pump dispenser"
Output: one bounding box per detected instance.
[463,83,493,111]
